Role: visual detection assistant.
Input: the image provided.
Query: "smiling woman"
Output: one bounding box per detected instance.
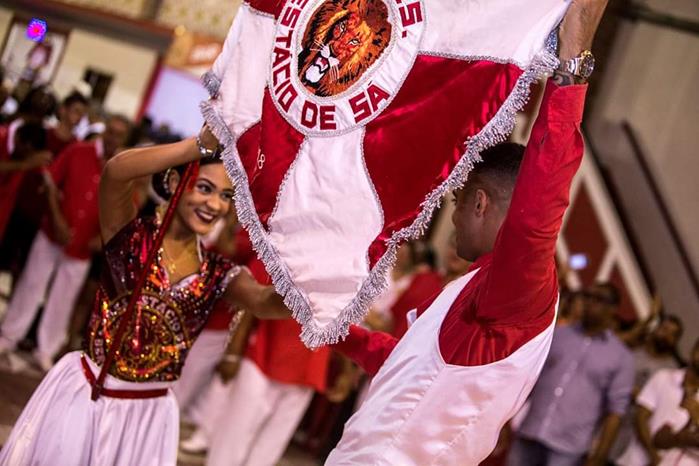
[0,128,292,466]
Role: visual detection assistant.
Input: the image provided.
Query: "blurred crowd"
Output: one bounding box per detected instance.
[0,74,697,466]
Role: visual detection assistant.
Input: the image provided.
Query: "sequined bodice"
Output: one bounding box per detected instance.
[85,217,240,382]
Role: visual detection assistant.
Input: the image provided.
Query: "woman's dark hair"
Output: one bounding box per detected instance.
[17,86,57,120]
[15,122,47,152]
[152,157,225,200]
[62,91,89,108]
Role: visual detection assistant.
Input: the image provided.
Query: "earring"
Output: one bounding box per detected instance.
[162,168,173,197]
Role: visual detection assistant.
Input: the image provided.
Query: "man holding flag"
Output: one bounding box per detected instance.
[328,0,609,464]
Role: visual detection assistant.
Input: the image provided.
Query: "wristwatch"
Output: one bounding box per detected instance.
[559,50,595,81]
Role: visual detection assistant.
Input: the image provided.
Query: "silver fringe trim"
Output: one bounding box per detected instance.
[201,50,559,348]
[202,71,222,97]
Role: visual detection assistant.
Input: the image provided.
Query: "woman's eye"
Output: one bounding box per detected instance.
[349,38,360,46]
[197,184,213,194]
[221,193,234,202]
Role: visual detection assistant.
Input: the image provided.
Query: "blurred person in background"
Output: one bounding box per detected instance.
[0,86,57,281]
[365,241,443,338]
[508,283,635,466]
[617,338,699,466]
[46,91,88,154]
[0,115,130,370]
[8,91,89,260]
[0,122,50,242]
[182,258,336,466]
[173,214,246,427]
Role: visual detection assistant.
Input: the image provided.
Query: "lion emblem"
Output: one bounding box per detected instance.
[298,0,392,97]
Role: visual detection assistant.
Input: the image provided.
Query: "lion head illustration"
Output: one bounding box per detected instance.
[298,0,392,97]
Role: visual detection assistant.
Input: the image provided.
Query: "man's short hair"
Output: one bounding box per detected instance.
[62,91,88,108]
[467,142,525,201]
[16,122,47,151]
[592,282,621,307]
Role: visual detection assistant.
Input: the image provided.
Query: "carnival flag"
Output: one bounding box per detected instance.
[202,0,569,347]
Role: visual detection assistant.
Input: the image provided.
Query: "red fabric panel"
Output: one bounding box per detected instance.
[363,57,522,265]
[245,259,330,391]
[236,89,304,227]
[249,0,285,17]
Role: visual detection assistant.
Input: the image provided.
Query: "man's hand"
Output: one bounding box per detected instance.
[54,217,73,246]
[326,372,355,403]
[558,0,609,61]
[23,150,52,170]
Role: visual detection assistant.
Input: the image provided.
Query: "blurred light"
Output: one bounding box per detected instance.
[26,19,48,42]
[569,253,588,271]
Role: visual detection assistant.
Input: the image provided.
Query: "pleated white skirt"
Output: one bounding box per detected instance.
[0,351,179,466]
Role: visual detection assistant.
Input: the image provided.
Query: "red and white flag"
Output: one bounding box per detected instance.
[202,0,569,347]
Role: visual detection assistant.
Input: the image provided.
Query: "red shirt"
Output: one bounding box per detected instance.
[0,125,23,241]
[45,127,77,156]
[389,271,443,338]
[245,259,330,392]
[43,140,104,260]
[334,82,587,375]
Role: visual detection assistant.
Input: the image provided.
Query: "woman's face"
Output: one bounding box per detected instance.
[170,164,234,236]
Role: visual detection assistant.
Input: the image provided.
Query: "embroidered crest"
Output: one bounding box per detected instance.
[270,0,425,135]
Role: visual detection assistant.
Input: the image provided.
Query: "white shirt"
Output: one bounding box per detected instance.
[618,369,699,466]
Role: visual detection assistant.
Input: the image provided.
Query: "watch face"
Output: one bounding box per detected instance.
[579,53,595,79]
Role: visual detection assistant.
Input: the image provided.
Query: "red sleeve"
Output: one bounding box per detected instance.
[332,325,398,376]
[477,82,587,326]
[47,144,76,187]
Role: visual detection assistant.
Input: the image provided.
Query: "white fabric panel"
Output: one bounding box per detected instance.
[421,0,570,66]
[268,130,383,329]
[0,352,179,466]
[213,4,276,137]
[327,270,557,465]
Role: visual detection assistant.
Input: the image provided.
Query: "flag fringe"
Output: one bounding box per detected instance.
[200,50,559,348]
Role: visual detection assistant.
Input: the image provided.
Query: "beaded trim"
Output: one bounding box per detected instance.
[201,49,559,348]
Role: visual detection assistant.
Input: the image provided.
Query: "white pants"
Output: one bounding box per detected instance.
[0,231,90,360]
[205,358,314,466]
[0,352,179,466]
[172,329,228,425]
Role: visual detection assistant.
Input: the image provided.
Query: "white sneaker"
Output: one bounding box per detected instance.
[180,429,209,454]
[33,350,54,372]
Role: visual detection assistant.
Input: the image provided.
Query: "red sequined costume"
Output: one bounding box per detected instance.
[85,216,241,382]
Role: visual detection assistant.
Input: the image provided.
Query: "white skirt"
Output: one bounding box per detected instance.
[0,351,179,466]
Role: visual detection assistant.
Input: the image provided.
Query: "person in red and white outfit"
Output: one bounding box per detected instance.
[617,338,699,466]
[0,115,130,370]
[327,2,608,464]
[181,258,334,466]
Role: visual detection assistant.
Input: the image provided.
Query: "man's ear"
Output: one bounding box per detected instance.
[474,188,489,218]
